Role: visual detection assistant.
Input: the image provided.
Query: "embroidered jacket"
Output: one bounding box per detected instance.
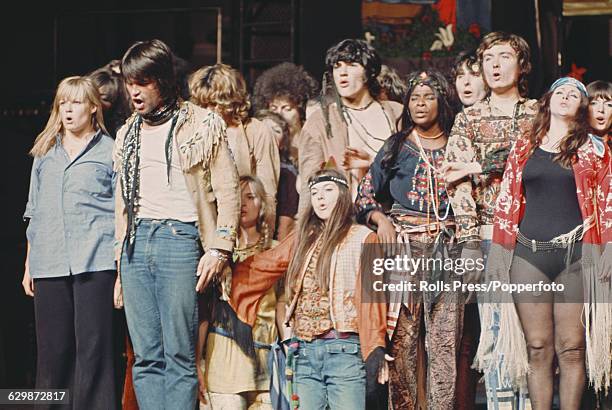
[113,101,240,261]
[444,97,538,242]
[355,137,450,225]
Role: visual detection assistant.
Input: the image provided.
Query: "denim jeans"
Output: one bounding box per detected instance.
[121,219,201,410]
[291,335,366,410]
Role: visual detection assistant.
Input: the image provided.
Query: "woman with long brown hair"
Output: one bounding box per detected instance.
[279,168,388,409]
[225,168,389,409]
[479,77,612,409]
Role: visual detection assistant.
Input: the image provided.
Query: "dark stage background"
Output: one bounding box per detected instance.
[0,0,610,392]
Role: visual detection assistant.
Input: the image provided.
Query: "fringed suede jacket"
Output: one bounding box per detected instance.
[113,101,240,264]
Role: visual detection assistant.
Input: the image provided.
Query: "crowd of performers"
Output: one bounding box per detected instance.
[21,31,612,410]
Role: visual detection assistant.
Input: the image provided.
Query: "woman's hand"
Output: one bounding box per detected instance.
[441,161,482,183]
[371,211,397,256]
[114,276,123,309]
[342,146,371,171]
[22,265,34,297]
[196,251,228,292]
[197,366,208,404]
[377,354,394,384]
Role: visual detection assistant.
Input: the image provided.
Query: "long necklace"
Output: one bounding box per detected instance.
[342,101,394,152]
[412,130,451,221]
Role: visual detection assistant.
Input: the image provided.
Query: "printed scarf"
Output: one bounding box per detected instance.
[120,100,180,259]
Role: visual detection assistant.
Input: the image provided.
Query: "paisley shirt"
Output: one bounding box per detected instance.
[444,97,538,242]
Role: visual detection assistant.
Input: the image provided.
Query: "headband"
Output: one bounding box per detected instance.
[549,77,588,97]
[308,175,348,189]
[408,71,446,97]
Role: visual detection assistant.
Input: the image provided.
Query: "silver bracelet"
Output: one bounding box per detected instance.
[208,248,228,262]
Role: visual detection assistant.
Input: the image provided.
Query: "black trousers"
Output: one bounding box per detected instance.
[33,271,117,410]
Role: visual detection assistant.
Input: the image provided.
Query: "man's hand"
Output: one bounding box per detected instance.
[599,243,612,281]
[342,146,371,171]
[441,161,482,184]
[196,252,228,292]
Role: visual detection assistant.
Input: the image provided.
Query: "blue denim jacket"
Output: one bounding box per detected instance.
[24,131,116,278]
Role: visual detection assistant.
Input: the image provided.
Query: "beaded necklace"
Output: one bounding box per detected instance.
[412,130,451,222]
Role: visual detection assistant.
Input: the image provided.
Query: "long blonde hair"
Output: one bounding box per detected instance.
[30,76,107,157]
[240,175,271,243]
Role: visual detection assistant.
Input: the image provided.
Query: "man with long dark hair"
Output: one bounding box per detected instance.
[113,39,240,409]
[297,39,402,212]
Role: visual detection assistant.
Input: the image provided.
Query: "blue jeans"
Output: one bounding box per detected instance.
[291,336,366,410]
[121,219,201,410]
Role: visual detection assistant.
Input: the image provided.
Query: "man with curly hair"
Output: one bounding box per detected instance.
[298,39,403,212]
[189,64,280,229]
[253,62,319,164]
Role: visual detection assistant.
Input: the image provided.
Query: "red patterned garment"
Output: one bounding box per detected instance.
[492,135,611,249]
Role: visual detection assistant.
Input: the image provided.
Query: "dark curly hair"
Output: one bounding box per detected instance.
[451,49,480,80]
[320,39,383,138]
[252,62,319,122]
[381,70,456,170]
